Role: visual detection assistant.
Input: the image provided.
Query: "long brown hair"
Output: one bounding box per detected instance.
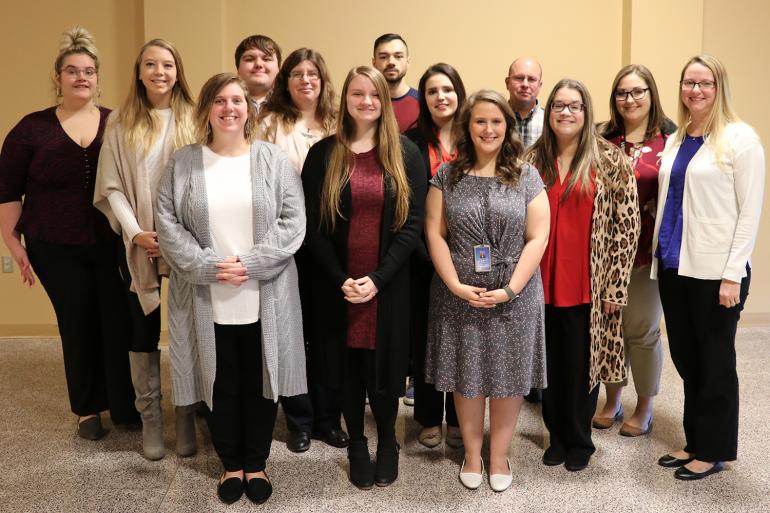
[448,90,524,189]
[602,64,669,141]
[415,63,467,158]
[527,78,600,199]
[320,66,410,232]
[258,48,337,138]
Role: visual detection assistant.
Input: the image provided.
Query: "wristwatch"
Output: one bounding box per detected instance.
[502,285,520,302]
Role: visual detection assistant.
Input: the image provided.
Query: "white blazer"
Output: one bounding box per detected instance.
[651,122,765,282]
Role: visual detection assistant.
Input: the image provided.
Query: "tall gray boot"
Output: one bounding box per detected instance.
[175,404,198,457]
[128,351,165,460]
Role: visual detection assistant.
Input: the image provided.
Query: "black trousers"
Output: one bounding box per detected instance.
[343,348,398,444]
[209,322,278,473]
[658,267,750,462]
[26,239,137,422]
[542,304,598,458]
[411,262,457,428]
[116,241,161,353]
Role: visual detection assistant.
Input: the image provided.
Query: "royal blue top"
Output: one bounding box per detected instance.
[656,135,704,270]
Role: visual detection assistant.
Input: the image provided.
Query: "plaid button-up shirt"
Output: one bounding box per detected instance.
[512,102,545,149]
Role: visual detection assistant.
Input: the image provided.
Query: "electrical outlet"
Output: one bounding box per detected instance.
[2,256,12,273]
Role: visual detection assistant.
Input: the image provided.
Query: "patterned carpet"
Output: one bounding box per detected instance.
[1,327,768,512]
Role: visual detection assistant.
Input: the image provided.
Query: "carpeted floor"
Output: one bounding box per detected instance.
[1,327,768,513]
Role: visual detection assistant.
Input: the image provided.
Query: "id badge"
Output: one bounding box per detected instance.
[474,244,491,273]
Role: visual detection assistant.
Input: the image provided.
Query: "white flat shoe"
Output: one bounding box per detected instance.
[459,458,484,490]
[489,458,512,492]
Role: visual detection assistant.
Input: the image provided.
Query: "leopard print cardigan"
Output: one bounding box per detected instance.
[527,138,640,391]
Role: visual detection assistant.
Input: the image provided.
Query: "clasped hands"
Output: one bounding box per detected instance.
[341,277,378,304]
[216,256,248,286]
[450,283,509,308]
[133,231,161,258]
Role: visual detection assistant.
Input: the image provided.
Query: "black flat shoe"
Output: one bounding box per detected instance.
[564,451,591,472]
[658,453,695,468]
[217,474,244,504]
[674,461,724,481]
[314,428,350,448]
[542,445,566,466]
[77,415,106,441]
[374,441,400,487]
[245,476,272,504]
[287,431,311,453]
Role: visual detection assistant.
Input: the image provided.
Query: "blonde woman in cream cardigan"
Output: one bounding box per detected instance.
[652,55,764,481]
[94,39,196,461]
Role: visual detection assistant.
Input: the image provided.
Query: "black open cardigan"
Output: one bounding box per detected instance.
[300,135,426,397]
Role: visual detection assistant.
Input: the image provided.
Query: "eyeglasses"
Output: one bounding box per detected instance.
[614,88,649,101]
[507,74,539,84]
[61,66,97,79]
[289,71,320,81]
[551,101,585,113]
[681,79,716,91]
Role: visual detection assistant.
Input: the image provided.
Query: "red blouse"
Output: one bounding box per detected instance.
[427,135,457,177]
[346,148,384,350]
[540,165,596,306]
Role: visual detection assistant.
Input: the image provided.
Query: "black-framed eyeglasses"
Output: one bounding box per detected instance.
[551,101,585,113]
[681,79,716,91]
[614,88,649,101]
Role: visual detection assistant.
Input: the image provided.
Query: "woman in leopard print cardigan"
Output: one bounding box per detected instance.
[526,78,639,472]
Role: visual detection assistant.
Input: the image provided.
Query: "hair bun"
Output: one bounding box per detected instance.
[59,26,98,57]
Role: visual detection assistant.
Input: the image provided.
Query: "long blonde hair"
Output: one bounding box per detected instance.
[320,66,410,232]
[118,39,195,152]
[674,54,740,163]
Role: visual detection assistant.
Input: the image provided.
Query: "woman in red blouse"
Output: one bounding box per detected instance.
[0,27,137,440]
[405,63,467,449]
[526,79,639,472]
[301,66,426,489]
[593,65,676,437]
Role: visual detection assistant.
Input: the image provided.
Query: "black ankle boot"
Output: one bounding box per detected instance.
[374,439,400,487]
[347,438,374,490]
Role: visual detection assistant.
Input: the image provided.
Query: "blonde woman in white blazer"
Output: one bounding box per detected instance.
[651,54,764,481]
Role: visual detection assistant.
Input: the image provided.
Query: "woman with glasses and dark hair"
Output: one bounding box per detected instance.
[256,47,348,454]
[0,27,138,440]
[258,47,336,172]
[592,65,676,437]
[425,90,549,491]
[526,79,639,472]
[652,55,764,480]
[94,38,197,461]
[405,62,466,450]
[155,73,306,504]
[302,66,425,490]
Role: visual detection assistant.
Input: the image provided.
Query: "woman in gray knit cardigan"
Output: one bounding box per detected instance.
[155,73,307,505]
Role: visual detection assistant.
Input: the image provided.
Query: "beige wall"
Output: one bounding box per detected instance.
[703,0,770,317]
[0,0,144,327]
[1,0,768,332]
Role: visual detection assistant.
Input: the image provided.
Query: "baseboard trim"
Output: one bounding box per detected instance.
[0,325,169,343]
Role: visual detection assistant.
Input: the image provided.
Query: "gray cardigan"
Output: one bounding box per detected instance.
[155,141,307,407]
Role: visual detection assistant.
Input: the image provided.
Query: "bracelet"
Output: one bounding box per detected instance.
[502,285,520,302]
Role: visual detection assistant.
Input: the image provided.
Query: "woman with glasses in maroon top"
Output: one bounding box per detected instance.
[0,27,137,441]
[593,65,676,437]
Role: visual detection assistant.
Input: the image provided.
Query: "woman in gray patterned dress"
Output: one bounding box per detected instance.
[424,90,549,492]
